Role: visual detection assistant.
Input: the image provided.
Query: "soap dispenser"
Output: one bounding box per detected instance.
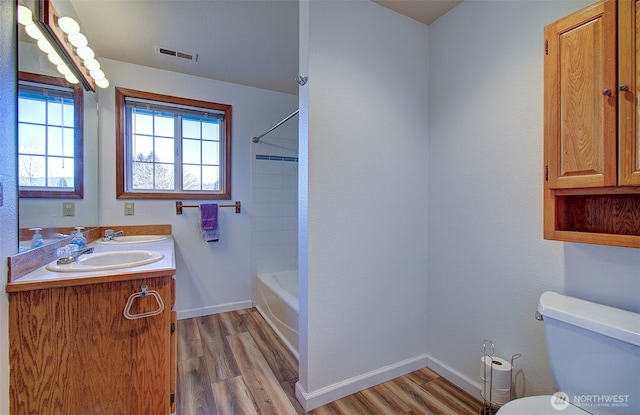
[70,226,87,249]
[29,227,44,248]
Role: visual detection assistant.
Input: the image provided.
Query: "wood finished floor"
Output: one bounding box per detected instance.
[177,308,483,415]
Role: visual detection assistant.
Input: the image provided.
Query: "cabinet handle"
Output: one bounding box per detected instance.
[620,84,629,91]
[123,284,165,320]
[602,89,612,96]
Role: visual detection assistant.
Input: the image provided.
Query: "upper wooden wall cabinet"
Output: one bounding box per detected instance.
[544,0,640,248]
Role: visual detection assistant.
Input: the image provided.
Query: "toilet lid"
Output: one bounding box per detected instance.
[497,396,591,415]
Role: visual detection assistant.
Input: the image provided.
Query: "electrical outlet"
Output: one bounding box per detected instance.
[63,202,75,216]
[124,202,135,216]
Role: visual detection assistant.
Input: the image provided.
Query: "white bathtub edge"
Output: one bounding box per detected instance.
[177,300,254,320]
[255,304,299,360]
[294,354,428,411]
[255,271,299,356]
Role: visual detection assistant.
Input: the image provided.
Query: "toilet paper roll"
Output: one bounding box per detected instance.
[481,355,512,404]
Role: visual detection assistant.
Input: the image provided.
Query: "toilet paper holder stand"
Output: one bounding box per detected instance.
[480,340,521,415]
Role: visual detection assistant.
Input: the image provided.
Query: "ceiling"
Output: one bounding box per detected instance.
[57,0,461,95]
[372,0,461,26]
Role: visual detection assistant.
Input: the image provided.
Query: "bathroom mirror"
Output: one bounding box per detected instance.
[16,0,99,253]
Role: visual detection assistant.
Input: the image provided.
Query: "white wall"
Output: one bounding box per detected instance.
[297,0,429,410]
[98,59,297,318]
[0,2,17,413]
[427,0,640,400]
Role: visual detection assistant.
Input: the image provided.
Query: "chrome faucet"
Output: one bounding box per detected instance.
[57,247,94,265]
[102,229,124,241]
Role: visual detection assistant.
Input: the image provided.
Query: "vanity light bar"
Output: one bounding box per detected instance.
[18,1,109,91]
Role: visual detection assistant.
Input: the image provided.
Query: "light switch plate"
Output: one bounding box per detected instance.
[124,202,135,216]
[63,202,75,216]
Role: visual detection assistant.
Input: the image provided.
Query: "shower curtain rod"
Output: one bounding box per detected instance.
[251,109,299,143]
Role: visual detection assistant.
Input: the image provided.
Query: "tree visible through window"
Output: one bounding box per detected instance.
[116,88,232,199]
[18,72,83,199]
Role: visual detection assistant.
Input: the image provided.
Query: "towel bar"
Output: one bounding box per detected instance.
[175,200,241,214]
[123,285,165,320]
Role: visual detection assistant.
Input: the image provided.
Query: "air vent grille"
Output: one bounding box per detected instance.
[155,46,198,62]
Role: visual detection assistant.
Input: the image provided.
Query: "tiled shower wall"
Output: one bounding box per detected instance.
[250,135,299,276]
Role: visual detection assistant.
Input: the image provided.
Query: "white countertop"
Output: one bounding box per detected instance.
[7,236,176,291]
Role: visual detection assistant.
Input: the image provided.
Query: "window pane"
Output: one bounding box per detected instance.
[155,137,174,163]
[48,157,74,188]
[202,141,219,165]
[62,100,74,127]
[133,134,153,161]
[183,138,201,164]
[48,126,63,156]
[133,110,153,135]
[154,113,174,138]
[18,155,45,186]
[155,163,174,189]
[202,165,220,190]
[183,164,201,190]
[63,128,75,157]
[48,100,63,126]
[201,120,219,141]
[183,118,201,139]
[18,97,46,124]
[132,161,154,189]
[19,124,46,155]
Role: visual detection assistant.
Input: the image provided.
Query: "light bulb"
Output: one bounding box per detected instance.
[37,38,54,54]
[65,73,79,84]
[57,16,80,35]
[25,23,44,40]
[68,33,88,48]
[84,59,100,71]
[17,5,33,26]
[90,69,105,81]
[48,52,64,66]
[96,78,109,89]
[57,64,72,76]
[76,46,95,61]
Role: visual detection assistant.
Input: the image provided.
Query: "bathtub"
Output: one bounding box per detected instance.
[255,271,299,359]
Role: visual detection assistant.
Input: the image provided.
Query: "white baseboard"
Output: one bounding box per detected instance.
[177,300,253,320]
[295,354,427,412]
[426,354,481,400]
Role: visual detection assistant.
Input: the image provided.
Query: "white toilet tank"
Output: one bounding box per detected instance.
[539,291,640,415]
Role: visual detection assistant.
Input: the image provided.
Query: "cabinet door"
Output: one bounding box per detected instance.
[10,277,175,415]
[619,0,640,185]
[545,0,617,189]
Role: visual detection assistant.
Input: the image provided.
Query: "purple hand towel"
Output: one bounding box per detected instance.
[200,203,218,230]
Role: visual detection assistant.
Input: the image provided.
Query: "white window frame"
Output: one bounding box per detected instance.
[116,87,232,200]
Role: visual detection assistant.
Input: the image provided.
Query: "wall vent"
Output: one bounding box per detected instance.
[155,45,198,62]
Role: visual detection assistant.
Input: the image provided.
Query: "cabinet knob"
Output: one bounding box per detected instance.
[620,84,629,91]
[602,89,612,96]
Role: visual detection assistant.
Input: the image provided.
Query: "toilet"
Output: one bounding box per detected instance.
[496,291,640,415]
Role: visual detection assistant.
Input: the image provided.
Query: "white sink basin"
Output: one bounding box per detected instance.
[95,235,168,245]
[46,250,164,272]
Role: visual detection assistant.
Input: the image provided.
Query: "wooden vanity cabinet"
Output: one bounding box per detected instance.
[9,275,177,415]
[618,0,640,185]
[543,0,640,247]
